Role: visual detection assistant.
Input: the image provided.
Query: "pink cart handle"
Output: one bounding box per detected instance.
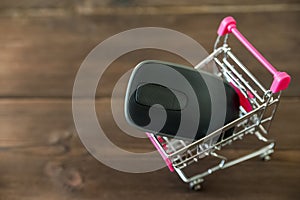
[217,16,291,93]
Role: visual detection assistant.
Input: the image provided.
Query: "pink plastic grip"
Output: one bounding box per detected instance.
[145,132,174,172]
[217,16,291,93]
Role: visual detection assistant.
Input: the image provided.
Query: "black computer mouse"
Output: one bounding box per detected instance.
[124,60,240,141]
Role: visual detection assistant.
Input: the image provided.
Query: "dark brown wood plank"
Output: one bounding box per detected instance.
[0,12,298,98]
[0,0,72,9]
[127,0,300,6]
[0,148,299,200]
[0,98,299,150]
[0,0,298,9]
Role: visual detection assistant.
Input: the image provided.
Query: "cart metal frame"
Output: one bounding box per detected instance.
[145,16,291,190]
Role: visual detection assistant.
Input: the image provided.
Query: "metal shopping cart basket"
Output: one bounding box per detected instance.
[124,16,291,190]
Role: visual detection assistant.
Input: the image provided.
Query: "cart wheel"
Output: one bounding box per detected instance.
[262,155,271,161]
[189,179,204,191]
[260,150,273,161]
[191,183,202,191]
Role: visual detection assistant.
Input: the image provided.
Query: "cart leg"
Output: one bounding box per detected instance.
[189,178,204,191]
[254,131,275,161]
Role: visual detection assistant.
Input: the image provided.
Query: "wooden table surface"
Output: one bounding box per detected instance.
[0,1,299,200]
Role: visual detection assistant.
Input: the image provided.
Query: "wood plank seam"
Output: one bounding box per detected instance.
[0,4,299,17]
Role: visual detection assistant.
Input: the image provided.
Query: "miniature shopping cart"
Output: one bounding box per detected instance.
[124,16,291,190]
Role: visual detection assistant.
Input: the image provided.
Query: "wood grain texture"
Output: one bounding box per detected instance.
[0,0,299,9]
[0,1,299,199]
[0,12,299,98]
[0,98,299,150]
[0,147,299,200]
[0,97,299,199]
